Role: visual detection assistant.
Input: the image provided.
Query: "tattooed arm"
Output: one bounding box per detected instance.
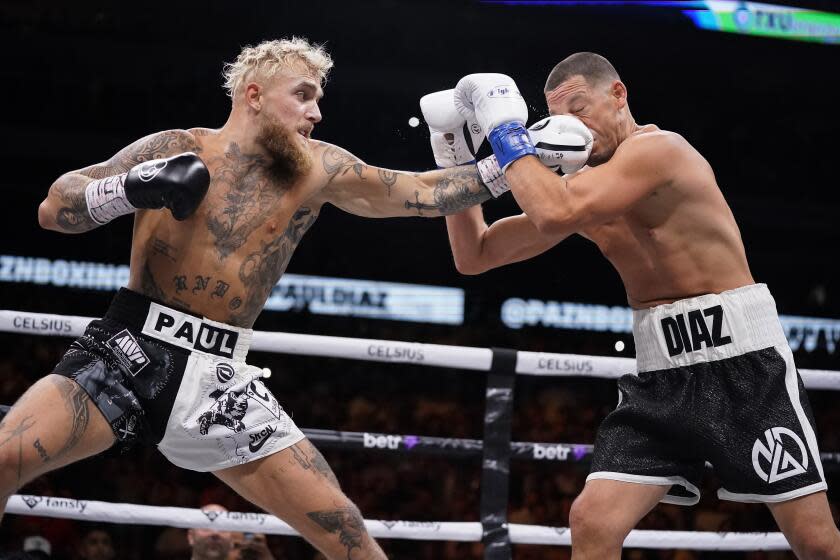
[38,129,199,233]
[316,142,492,218]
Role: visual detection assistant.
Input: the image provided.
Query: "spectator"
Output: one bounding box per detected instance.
[77,527,115,560]
[188,505,235,560]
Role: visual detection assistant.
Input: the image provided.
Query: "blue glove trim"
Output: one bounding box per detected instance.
[488,122,536,171]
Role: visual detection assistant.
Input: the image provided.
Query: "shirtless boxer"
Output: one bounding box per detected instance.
[430,53,840,558]
[0,38,494,560]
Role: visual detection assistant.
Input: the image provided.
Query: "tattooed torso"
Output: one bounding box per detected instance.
[84,127,491,328]
[127,131,336,327]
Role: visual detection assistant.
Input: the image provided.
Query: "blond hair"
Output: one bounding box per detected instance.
[223,37,334,99]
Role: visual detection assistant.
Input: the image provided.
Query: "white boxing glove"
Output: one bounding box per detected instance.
[420,89,484,168]
[453,73,536,171]
[528,115,593,174]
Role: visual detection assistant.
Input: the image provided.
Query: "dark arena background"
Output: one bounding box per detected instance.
[0,1,838,559]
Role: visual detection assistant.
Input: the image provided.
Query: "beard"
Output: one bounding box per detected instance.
[256,113,313,182]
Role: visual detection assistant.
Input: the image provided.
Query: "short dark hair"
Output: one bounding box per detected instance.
[544,52,620,93]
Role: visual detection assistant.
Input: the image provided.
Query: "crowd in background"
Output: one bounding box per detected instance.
[0,310,838,560]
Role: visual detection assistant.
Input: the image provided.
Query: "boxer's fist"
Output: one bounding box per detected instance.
[420,89,484,168]
[529,116,593,174]
[125,152,210,220]
[454,73,534,171]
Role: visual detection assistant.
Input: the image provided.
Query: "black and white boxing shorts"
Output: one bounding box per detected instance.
[52,288,304,471]
[588,283,827,504]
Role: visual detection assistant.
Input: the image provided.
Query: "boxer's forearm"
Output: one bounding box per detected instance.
[506,156,580,236]
[445,207,489,275]
[38,173,101,233]
[412,165,491,216]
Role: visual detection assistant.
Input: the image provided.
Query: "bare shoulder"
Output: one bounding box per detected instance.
[311,140,367,168]
[618,129,692,159]
[74,129,200,178]
[125,129,201,161]
[310,140,369,185]
[611,129,700,180]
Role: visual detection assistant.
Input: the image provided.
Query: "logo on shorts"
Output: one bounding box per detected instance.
[216,363,235,383]
[752,427,808,484]
[660,305,732,357]
[146,306,238,358]
[197,381,283,438]
[106,329,150,376]
[248,425,277,453]
[137,160,168,182]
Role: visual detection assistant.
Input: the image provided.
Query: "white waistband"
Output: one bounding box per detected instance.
[141,302,252,362]
[633,284,787,373]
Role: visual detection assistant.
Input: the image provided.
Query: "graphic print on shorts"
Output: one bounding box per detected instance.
[194,376,289,460]
[752,426,808,484]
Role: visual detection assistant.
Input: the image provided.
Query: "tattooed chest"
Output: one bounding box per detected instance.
[202,145,302,260]
[141,207,318,327]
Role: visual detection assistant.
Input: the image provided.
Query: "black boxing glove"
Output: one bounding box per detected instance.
[84,152,210,223]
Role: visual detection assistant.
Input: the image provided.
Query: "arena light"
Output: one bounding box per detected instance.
[683,1,840,44]
[479,1,840,44]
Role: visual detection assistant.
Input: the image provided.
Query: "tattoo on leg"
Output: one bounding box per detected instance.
[32,439,50,463]
[0,415,35,485]
[51,379,90,461]
[289,442,340,487]
[306,506,365,559]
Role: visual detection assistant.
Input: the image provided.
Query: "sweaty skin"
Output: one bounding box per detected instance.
[40,70,491,327]
[447,75,753,309]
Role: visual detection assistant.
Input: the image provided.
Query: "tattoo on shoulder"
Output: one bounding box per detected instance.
[322,146,367,185]
[80,129,199,179]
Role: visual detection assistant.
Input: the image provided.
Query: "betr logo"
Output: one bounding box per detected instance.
[363,433,402,449]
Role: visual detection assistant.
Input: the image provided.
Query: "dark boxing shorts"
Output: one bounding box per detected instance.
[589,284,826,504]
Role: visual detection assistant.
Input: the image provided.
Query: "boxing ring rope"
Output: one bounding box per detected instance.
[2,495,793,550]
[2,309,839,555]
